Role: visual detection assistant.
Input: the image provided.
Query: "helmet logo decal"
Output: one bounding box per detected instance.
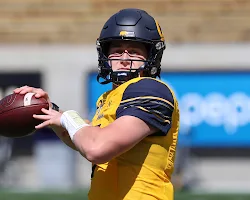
[155,20,165,41]
[119,31,135,37]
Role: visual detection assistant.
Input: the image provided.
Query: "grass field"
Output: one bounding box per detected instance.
[0,191,250,200]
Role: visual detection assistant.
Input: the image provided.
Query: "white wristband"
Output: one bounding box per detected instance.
[60,110,90,141]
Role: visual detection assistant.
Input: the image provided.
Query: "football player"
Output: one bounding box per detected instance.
[14,8,179,200]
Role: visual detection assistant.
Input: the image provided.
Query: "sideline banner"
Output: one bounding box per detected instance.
[87,72,250,147]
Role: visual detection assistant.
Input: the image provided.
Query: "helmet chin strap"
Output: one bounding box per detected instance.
[111,70,138,84]
[111,63,147,85]
[97,59,158,85]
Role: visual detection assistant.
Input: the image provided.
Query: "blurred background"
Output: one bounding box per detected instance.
[0,0,250,200]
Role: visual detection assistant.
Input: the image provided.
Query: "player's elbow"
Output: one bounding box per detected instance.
[75,129,119,164]
[84,147,111,164]
[83,140,118,164]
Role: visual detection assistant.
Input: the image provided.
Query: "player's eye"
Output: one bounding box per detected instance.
[116,50,124,54]
[128,48,145,56]
[128,50,138,55]
[110,48,124,55]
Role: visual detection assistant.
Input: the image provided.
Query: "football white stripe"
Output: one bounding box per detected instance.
[24,93,35,106]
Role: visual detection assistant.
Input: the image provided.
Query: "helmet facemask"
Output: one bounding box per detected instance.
[97,39,164,85]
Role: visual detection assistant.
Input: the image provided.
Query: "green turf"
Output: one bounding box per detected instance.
[175,193,250,200]
[0,191,250,200]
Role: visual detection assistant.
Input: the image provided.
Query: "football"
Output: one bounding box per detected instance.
[0,92,49,138]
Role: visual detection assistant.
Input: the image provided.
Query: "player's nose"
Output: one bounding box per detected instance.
[120,50,131,59]
[120,50,130,67]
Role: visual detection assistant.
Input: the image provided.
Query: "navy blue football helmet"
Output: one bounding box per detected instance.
[96,8,166,85]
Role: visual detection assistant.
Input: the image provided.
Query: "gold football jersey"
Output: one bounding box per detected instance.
[89,77,179,200]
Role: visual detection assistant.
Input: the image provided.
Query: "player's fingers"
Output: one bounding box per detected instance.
[13,88,20,93]
[19,87,37,94]
[16,87,44,96]
[13,85,29,93]
[41,108,56,115]
[41,108,49,114]
[19,85,29,89]
[41,108,61,117]
[13,87,50,103]
[33,114,51,121]
[35,120,50,129]
[34,89,48,98]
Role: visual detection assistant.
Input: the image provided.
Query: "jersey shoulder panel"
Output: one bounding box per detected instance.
[116,78,175,135]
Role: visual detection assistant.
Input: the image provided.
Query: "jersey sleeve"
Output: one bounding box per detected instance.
[116,78,174,135]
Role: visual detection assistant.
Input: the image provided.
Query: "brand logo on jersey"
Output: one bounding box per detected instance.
[97,113,103,120]
[108,100,112,108]
[96,99,104,120]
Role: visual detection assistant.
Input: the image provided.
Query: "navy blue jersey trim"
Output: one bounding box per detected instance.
[116,78,174,135]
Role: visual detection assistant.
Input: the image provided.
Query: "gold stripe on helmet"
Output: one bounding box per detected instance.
[155,20,165,42]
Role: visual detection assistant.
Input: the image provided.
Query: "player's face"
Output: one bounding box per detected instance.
[108,41,148,71]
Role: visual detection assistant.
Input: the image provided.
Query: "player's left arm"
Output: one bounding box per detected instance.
[73,79,174,164]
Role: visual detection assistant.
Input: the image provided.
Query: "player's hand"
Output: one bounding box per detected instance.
[33,108,62,129]
[13,86,52,109]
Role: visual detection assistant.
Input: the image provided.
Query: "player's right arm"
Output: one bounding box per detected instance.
[51,121,79,151]
[13,86,79,151]
[51,114,91,151]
